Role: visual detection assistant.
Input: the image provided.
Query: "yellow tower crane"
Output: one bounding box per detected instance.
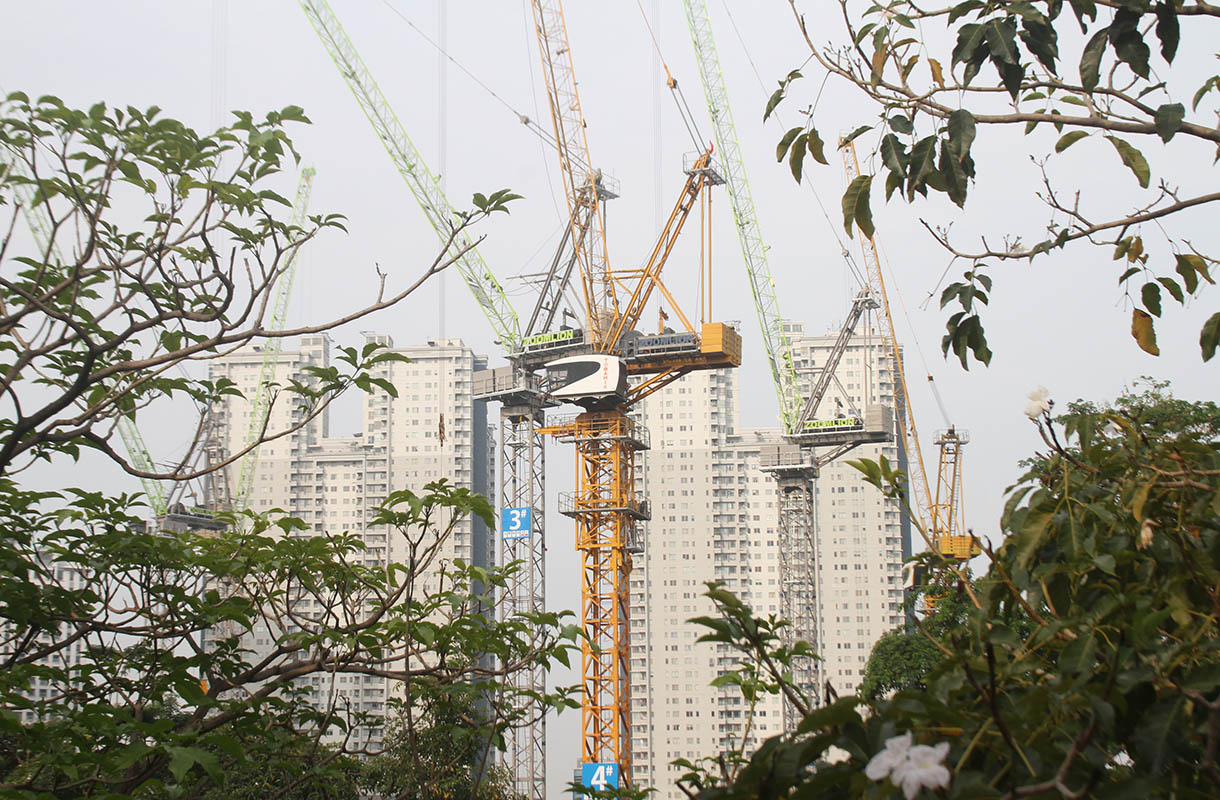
[528,1,740,787]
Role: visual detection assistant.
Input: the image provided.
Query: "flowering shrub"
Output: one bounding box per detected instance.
[678,383,1220,799]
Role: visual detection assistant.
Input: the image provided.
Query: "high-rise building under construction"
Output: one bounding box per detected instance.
[628,323,909,796]
[203,333,495,747]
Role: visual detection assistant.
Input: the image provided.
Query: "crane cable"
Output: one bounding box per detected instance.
[633,0,708,153]
[378,1,566,172]
[377,1,573,287]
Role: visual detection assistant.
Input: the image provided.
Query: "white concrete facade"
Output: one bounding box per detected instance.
[205,334,495,747]
[627,321,909,798]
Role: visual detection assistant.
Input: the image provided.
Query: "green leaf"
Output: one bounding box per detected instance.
[1079,27,1109,92]
[839,125,872,149]
[1105,136,1150,188]
[789,133,809,182]
[841,174,874,239]
[880,134,908,175]
[1055,130,1089,152]
[795,697,861,733]
[1182,663,1220,693]
[776,126,803,162]
[1193,77,1220,112]
[946,109,976,160]
[1175,255,1200,294]
[806,126,829,165]
[764,87,785,121]
[1132,308,1160,356]
[984,18,1020,65]
[1141,282,1162,317]
[1110,9,1151,79]
[888,114,914,134]
[1019,18,1059,72]
[1201,312,1220,361]
[168,746,220,781]
[1156,276,1183,304]
[1153,103,1185,142]
[1155,2,1180,63]
[1060,632,1096,673]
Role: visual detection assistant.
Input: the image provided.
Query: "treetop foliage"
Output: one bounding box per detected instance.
[771,0,1220,366]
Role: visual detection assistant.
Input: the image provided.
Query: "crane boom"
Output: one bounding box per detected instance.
[1,152,169,514]
[299,0,521,353]
[232,167,316,512]
[682,0,803,433]
[528,0,616,344]
[794,288,878,429]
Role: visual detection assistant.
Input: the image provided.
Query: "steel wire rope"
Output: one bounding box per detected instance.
[633,0,707,152]
[378,1,577,302]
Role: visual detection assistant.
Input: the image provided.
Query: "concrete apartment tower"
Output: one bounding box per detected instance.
[627,321,909,798]
[204,334,495,746]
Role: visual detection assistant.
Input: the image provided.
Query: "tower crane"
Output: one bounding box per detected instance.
[682,0,893,725]
[524,1,743,787]
[304,3,736,789]
[839,141,978,586]
[297,4,558,797]
[224,167,317,514]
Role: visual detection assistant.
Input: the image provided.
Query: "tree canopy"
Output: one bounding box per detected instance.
[771,0,1220,365]
[0,93,577,799]
[680,383,1220,798]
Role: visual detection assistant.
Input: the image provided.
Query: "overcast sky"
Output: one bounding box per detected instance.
[4,0,1215,788]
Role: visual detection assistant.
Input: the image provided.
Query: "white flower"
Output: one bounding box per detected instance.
[891,741,952,799]
[1024,385,1051,419]
[865,732,913,781]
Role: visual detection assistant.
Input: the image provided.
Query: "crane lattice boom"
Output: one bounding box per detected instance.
[681,0,804,433]
[2,151,169,514]
[529,0,616,344]
[299,0,522,353]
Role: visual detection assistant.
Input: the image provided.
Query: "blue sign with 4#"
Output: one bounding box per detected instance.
[501,506,531,540]
[581,762,619,796]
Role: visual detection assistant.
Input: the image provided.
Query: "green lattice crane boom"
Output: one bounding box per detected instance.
[682,0,803,434]
[298,0,521,353]
[232,167,316,513]
[2,152,169,513]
